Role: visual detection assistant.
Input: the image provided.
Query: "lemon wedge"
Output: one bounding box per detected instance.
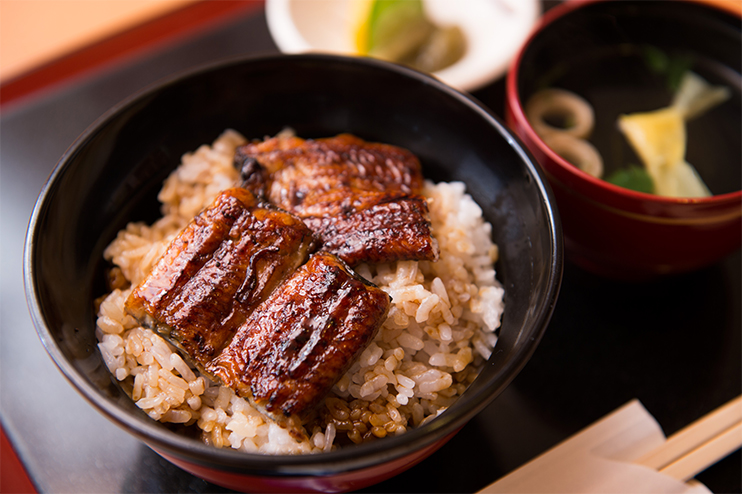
[617,72,728,198]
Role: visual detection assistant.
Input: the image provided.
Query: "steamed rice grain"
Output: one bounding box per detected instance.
[96,130,505,454]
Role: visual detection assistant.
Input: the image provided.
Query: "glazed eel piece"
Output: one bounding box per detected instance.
[235,133,439,266]
[125,187,390,437]
[207,251,390,437]
[125,187,316,366]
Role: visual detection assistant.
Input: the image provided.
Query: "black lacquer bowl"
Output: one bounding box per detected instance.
[24,54,562,493]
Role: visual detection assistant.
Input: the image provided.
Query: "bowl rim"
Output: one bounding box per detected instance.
[506,0,742,207]
[24,52,563,476]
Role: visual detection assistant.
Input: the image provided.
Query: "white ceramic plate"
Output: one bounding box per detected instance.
[265,0,540,92]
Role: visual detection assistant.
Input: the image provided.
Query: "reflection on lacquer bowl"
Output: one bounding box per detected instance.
[25,54,561,493]
[506,0,742,280]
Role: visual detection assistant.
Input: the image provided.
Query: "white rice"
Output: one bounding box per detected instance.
[95,130,504,454]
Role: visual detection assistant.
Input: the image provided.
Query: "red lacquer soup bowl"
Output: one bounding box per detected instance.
[25,55,562,492]
[506,0,742,280]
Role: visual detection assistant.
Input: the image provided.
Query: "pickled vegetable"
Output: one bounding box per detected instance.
[354,0,466,73]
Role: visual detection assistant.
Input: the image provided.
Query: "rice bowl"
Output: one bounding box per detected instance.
[25,54,561,492]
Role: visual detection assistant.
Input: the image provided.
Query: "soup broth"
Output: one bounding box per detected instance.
[531,44,742,195]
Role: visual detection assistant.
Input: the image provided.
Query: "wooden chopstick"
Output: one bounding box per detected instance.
[659,421,742,481]
[636,395,742,481]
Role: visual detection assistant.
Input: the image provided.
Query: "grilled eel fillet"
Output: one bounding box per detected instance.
[126,188,316,366]
[125,188,390,438]
[234,133,439,266]
[207,251,390,437]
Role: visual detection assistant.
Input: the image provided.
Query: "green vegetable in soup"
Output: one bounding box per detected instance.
[605,165,655,194]
[640,44,694,92]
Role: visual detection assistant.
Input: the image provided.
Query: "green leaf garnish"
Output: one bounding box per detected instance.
[665,54,694,92]
[641,44,669,74]
[640,44,695,92]
[605,165,655,194]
